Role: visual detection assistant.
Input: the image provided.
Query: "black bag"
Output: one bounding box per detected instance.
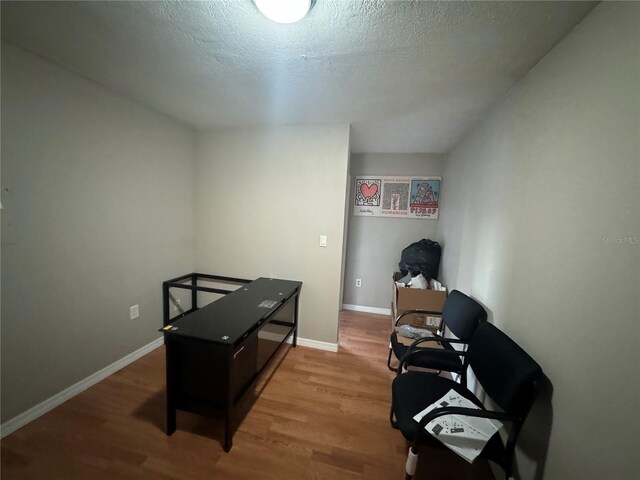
[398,239,441,280]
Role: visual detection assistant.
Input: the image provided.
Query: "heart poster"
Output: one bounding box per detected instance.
[354,176,440,219]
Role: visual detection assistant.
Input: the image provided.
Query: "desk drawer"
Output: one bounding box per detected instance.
[230,332,258,401]
[171,336,228,408]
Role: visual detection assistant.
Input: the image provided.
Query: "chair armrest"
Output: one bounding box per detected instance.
[413,406,520,449]
[397,341,468,373]
[394,309,441,326]
[408,336,468,350]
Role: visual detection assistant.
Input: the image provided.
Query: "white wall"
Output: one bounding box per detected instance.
[194,126,350,345]
[343,154,444,310]
[1,43,195,422]
[437,3,639,479]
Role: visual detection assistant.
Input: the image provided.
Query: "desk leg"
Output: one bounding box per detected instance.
[167,406,176,435]
[165,339,177,435]
[224,425,232,452]
[224,367,234,452]
[224,404,233,452]
[293,292,299,347]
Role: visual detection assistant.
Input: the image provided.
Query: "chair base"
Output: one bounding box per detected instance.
[403,443,500,480]
[388,346,399,372]
[405,447,418,479]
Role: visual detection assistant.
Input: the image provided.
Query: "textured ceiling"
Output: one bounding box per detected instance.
[1,1,596,153]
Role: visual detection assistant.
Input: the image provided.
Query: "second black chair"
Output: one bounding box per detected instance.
[387,290,486,374]
[391,322,542,480]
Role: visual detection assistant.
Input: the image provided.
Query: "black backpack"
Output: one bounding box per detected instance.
[398,239,441,281]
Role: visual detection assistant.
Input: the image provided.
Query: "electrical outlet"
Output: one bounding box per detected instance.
[130,304,140,320]
[355,278,362,288]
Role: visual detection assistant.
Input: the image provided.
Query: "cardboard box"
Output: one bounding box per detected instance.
[392,308,443,332]
[392,272,447,331]
[396,332,444,349]
[392,271,447,312]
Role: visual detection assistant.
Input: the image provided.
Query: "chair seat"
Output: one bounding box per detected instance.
[390,332,464,372]
[392,371,505,466]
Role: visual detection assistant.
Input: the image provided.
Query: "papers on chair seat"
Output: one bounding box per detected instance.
[413,389,502,463]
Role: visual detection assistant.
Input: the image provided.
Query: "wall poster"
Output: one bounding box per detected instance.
[354,176,440,219]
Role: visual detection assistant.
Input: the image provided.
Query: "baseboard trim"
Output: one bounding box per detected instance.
[0,337,164,439]
[265,333,337,352]
[294,336,339,352]
[1,332,338,438]
[342,304,392,316]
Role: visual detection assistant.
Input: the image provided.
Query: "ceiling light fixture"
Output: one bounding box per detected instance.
[254,0,316,24]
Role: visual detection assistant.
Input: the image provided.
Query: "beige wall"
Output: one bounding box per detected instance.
[1,44,195,422]
[344,153,444,309]
[194,126,350,344]
[437,3,639,479]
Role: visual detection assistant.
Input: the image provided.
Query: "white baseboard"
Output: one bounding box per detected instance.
[294,336,339,352]
[0,337,164,439]
[263,332,337,352]
[342,304,392,316]
[1,331,338,439]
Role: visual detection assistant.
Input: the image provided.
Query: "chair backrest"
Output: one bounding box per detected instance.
[467,322,542,417]
[441,290,486,340]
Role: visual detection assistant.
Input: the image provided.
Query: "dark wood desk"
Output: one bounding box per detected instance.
[161,274,302,452]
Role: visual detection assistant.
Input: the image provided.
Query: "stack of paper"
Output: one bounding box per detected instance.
[413,389,502,463]
[428,279,446,291]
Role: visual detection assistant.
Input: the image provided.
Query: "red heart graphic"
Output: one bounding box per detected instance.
[360,183,378,198]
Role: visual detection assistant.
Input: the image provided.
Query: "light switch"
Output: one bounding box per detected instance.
[320,235,327,247]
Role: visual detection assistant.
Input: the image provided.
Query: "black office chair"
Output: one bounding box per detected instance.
[387,290,486,374]
[391,322,542,480]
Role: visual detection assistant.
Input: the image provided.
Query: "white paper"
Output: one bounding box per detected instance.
[413,389,502,463]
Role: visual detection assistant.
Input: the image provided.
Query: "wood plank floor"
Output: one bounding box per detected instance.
[1,310,494,479]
